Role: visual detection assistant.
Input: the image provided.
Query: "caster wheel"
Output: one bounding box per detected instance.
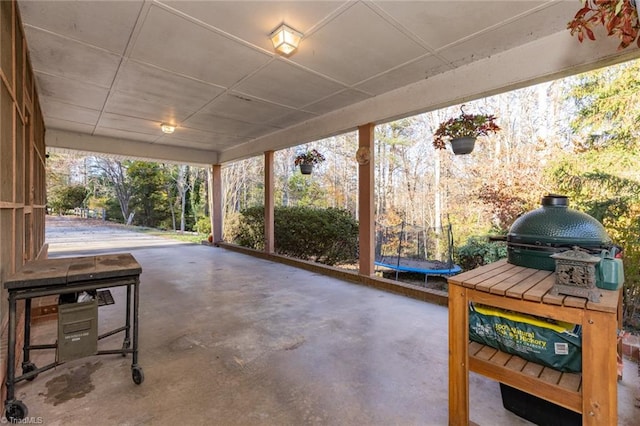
[22,362,38,381]
[5,400,28,422]
[132,366,144,385]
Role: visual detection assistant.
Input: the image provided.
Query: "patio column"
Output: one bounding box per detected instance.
[358,123,375,276]
[208,164,223,244]
[264,151,275,253]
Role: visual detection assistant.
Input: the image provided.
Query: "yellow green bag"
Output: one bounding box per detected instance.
[469,303,582,373]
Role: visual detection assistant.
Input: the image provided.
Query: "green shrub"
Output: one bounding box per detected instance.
[48,185,88,215]
[194,216,212,234]
[229,206,265,250]
[229,206,359,266]
[455,236,507,271]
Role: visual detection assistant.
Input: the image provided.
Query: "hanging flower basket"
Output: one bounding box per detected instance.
[433,107,500,155]
[294,149,325,174]
[299,163,313,174]
[450,137,477,155]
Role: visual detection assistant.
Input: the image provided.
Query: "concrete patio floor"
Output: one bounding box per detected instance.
[11,217,640,425]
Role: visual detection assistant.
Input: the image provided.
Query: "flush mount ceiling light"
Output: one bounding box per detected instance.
[161,123,176,134]
[269,23,302,56]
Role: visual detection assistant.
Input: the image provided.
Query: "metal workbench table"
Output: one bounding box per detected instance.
[3,253,143,421]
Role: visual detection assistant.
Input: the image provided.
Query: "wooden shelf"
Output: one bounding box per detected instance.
[469,341,582,413]
[449,259,621,426]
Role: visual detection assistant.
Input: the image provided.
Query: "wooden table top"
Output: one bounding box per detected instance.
[4,253,141,290]
[448,259,619,314]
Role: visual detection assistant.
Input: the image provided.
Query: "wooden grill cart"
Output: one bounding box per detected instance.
[448,259,621,425]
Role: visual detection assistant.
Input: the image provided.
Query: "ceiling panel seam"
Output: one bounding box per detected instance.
[433,1,558,54]
[93,1,152,139]
[364,2,453,71]
[154,0,279,57]
[289,1,359,40]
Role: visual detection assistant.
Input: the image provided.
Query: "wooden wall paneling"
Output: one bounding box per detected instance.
[15,23,22,112]
[24,56,32,105]
[24,111,32,205]
[1,207,13,307]
[24,212,32,260]
[35,105,45,207]
[15,106,24,204]
[0,0,14,90]
[14,208,23,267]
[0,84,13,203]
[1,1,47,403]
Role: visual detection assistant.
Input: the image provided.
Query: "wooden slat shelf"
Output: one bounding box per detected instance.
[449,259,621,426]
[468,342,582,413]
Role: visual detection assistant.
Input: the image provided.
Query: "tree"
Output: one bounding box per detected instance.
[128,161,168,228]
[550,59,640,328]
[48,185,88,215]
[91,158,133,222]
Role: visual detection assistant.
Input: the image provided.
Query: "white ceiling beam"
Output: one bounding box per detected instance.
[219,30,640,163]
[46,129,218,166]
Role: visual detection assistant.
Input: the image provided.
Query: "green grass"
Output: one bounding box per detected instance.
[137,228,208,244]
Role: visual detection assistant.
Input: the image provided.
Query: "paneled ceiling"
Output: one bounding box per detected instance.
[17,1,639,165]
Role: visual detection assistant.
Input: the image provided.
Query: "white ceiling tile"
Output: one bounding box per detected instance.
[19,0,143,54]
[129,4,271,87]
[234,59,345,108]
[104,91,195,124]
[115,61,224,107]
[163,1,345,53]
[355,55,450,95]
[93,127,159,143]
[153,138,218,151]
[373,1,546,50]
[97,113,163,136]
[158,127,250,149]
[205,93,296,124]
[291,2,428,85]
[158,127,219,144]
[438,2,576,68]
[303,89,371,115]
[182,111,279,138]
[24,26,122,87]
[44,118,96,134]
[265,110,317,128]
[35,73,109,110]
[40,98,100,126]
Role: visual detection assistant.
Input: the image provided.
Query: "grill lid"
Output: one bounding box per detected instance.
[507,194,612,247]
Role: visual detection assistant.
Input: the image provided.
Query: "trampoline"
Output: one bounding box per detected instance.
[375,221,461,281]
[374,258,462,276]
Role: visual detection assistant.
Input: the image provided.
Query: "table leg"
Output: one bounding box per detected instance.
[122,284,132,351]
[449,284,469,426]
[5,293,17,402]
[581,309,617,425]
[132,281,139,366]
[22,298,32,365]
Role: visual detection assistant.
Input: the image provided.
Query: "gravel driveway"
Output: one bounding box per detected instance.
[46,216,191,256]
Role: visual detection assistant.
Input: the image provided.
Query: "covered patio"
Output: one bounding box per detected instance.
[2,1,640,424]
[17,218,638,425]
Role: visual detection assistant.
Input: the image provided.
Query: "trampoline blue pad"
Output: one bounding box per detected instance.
[375,260,461,275]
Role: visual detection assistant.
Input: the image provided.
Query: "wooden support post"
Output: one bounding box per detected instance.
[448,284,469,426]
[358,123,375,276]
[209,164,222,244]
[582,309,617,424]
[264,151,274,254]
